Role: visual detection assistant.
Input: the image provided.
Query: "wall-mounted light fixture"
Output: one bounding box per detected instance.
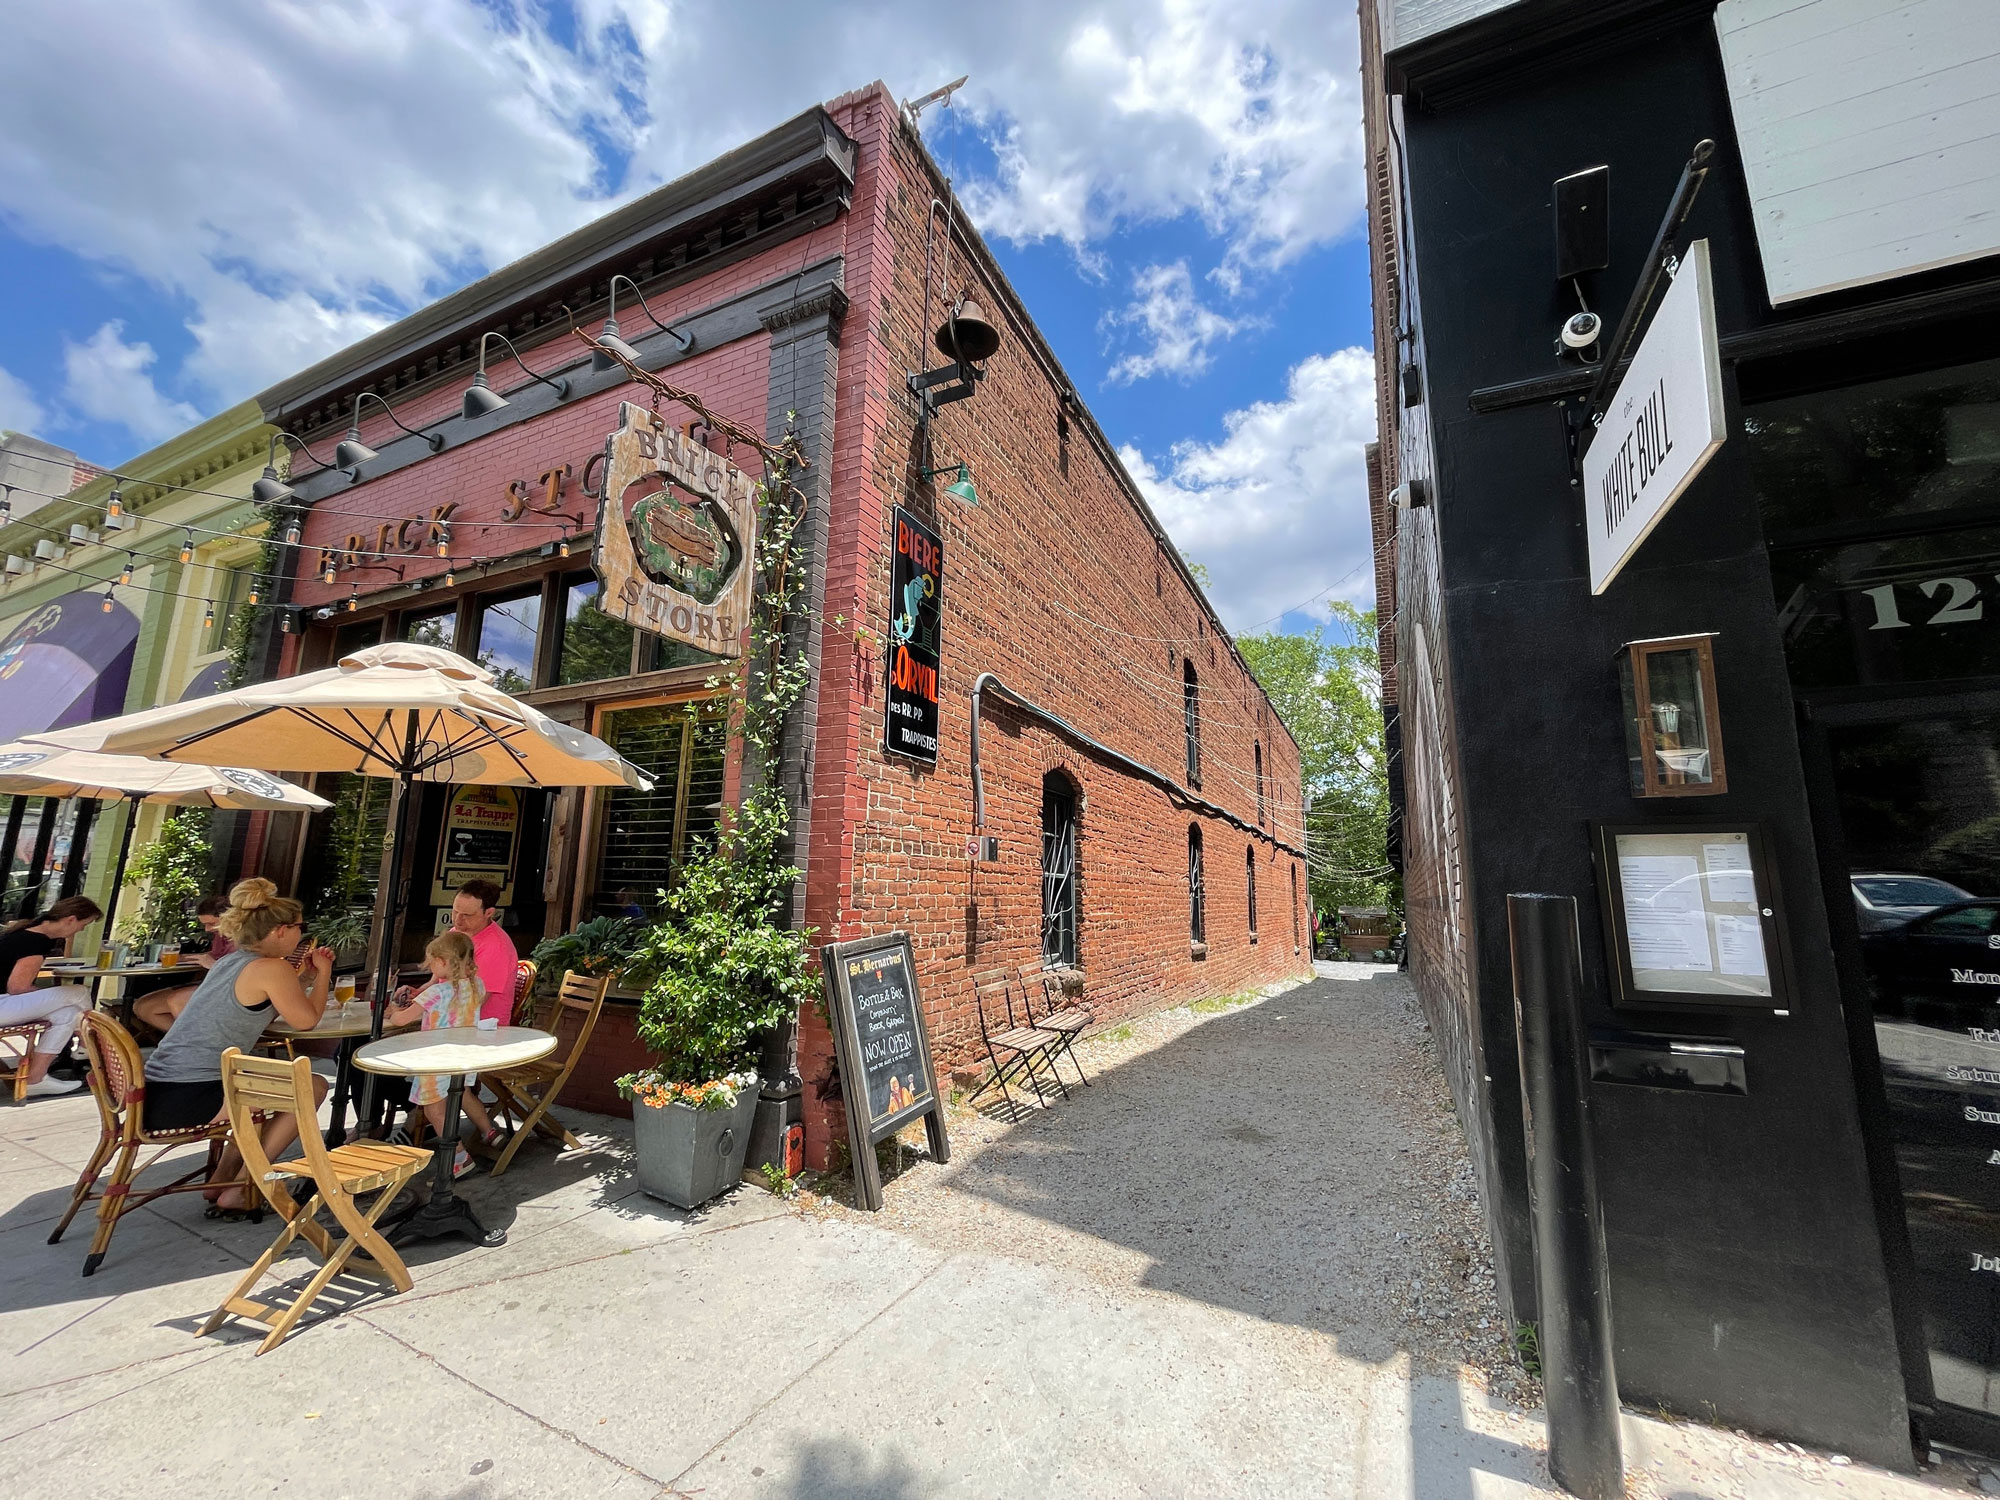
[921,461,979,507]
[251,430,338,506]
[1618,633,1725,797]
[590,276,695,373]
[907,296,1000,422]
[462,332,570,420]
[335,390,445,471]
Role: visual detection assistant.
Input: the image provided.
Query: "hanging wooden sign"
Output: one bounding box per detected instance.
[820,931,951,1210]
[592,402,756,658]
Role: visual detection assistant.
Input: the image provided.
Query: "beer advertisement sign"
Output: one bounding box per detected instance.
[884,506,943,763]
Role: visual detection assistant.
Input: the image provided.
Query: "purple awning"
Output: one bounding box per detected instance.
[177,659,231,702]
[0,591,140,742]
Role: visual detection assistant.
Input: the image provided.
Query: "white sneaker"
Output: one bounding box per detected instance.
[23,1075,83,1098]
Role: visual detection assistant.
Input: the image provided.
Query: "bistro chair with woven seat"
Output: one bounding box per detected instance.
[200,1048,430,1356]
[967,969,1066,1116]
[509,959,541,1026]
[48,1011,242,1276]
[0,1019,49,1102]
[1021,960,1092,1088]
[482,969,612,1177]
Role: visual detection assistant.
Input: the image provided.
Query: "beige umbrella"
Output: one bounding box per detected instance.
[41,642,653,1064]
[0,740,331,943]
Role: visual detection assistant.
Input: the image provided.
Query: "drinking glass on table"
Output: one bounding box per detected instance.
[335,973,357,1005]
[159,942,180,969]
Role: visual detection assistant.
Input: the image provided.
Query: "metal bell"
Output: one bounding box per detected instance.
[934,297,1001,364]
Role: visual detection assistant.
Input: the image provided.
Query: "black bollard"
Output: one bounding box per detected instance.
[1509,893,1623,1499]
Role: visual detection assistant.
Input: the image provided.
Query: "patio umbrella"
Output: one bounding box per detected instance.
[41,642,652,1069]
[0,741,331,945]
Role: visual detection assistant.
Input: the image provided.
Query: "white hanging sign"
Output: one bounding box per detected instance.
[1584,238,1727,595]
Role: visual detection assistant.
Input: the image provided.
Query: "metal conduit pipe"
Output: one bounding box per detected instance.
[970,671,1306,860]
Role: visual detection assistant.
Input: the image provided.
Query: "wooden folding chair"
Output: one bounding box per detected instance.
[1021,961,1092,1088]
[966,969,1067,1115]
[199,1049,430,1355]
[482,970,612,1177]
[0,1019,49,1102]
[48,1012,240,1277]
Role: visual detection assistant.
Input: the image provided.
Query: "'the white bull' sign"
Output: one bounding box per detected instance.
[1584,238,1727,595]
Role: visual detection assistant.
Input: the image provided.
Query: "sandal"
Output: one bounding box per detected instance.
[203,1203,256,1222]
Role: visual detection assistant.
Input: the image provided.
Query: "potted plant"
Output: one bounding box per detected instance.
[616,790,816,1208]
[529,914,652,999]
[118,808,210,954]
[306,906,371,969]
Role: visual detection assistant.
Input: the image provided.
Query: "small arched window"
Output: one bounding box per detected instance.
[1254,741,1265,825]
[1041,771,1079,967]
[1246,846,1259,944]
[1182,659,1201,788]
[1188,825,1206,946]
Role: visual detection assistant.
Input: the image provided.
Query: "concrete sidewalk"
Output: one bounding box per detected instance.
[0,972,1983,1497]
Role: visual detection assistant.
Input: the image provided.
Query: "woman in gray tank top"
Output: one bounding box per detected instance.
[143,879,336,1214]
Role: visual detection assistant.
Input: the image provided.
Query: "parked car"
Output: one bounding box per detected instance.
[1859,899,2000,1022]
[1850,872,1974,933]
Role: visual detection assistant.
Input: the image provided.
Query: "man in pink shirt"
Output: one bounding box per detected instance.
[451,879,520,1024]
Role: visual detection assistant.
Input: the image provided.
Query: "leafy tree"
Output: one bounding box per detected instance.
[119,808,212,945]
[1238,601,1397,919]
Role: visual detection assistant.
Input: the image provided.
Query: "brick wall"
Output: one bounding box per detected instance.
[797,86,1311,1165]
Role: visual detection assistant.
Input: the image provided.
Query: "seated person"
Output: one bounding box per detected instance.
[0,896,102,1098]
[131,894,232,1036]
[449,879,520,1024]
[143,879,334,1215]
[384,930,499,1177]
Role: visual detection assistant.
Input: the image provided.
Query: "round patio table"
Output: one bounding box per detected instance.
[354,1026,556,1249]
[268,999,376,1148]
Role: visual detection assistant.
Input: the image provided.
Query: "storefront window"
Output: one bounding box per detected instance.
[642,632,728,674]
[474,591,541,695]
[590,700,728,917]
[557,576,635,685]
[1756,357,2000,691]
[205,565,251,652]
[402,606,456,651]
[306,773,391,918]
[332,618,383,657]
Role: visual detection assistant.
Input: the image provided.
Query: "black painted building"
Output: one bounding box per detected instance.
[1364,0,2000,1466]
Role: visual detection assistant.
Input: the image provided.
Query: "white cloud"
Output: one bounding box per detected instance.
[1105,260,1253,383]
[1125,349,1379,633]
[0,366,47,436]
[0,1,1361,412]
[60,323,201,444]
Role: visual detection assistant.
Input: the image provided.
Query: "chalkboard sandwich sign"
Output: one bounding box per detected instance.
[820,932,951,1210]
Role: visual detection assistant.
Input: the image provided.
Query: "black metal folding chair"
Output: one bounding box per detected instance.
[967,970,1067,1114]
[1021,961,1092,1088]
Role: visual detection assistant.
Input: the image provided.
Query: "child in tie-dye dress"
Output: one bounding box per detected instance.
[385,930,494,1176]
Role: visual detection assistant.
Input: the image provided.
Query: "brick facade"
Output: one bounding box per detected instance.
[280,83,1310,1170]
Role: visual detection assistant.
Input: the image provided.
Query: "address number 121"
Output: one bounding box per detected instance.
[1861,578,1989,630]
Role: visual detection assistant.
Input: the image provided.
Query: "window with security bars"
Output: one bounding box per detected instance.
[1042,771,1079,968]
[1182,660,1201,788]
[590,700,729,918]
[1246,847,1258,944]
[1187,825,1205,945]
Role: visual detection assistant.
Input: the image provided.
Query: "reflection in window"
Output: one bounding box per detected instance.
[643,632,729,674]
[332,618,383,657]
[402,607,456,650]
[591,701,728,917]
[557,576,635,685]
[475,592,541,694]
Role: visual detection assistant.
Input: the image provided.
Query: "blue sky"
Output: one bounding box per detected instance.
[0,0,1375,639]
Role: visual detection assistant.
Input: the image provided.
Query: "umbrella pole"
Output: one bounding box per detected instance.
[96,794,143,950]
[357,712,422,1135]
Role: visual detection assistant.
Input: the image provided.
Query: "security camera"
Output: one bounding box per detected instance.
[1559,311,1602,353]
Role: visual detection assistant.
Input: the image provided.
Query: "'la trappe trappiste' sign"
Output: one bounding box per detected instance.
[1584,238,1727,595]
[820,932,950,1210]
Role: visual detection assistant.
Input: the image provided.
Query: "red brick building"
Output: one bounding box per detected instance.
[255,83,1309,1166]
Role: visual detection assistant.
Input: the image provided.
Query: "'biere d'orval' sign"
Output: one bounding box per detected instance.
[1583,238,1726,596]
[592,402,758,657]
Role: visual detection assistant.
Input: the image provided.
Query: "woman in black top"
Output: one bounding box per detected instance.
[0,895,101,1098]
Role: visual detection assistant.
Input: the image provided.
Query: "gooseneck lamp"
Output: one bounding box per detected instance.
[920,461,979,507]
[251,430,338,507]
[336,390,445,471]
[463,332,571,420]
[591,275,695,374]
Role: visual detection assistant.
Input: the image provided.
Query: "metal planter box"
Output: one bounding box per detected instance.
[631,1080,760,1209]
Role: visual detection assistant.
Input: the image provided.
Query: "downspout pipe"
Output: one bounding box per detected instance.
[970,671,1305,860]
